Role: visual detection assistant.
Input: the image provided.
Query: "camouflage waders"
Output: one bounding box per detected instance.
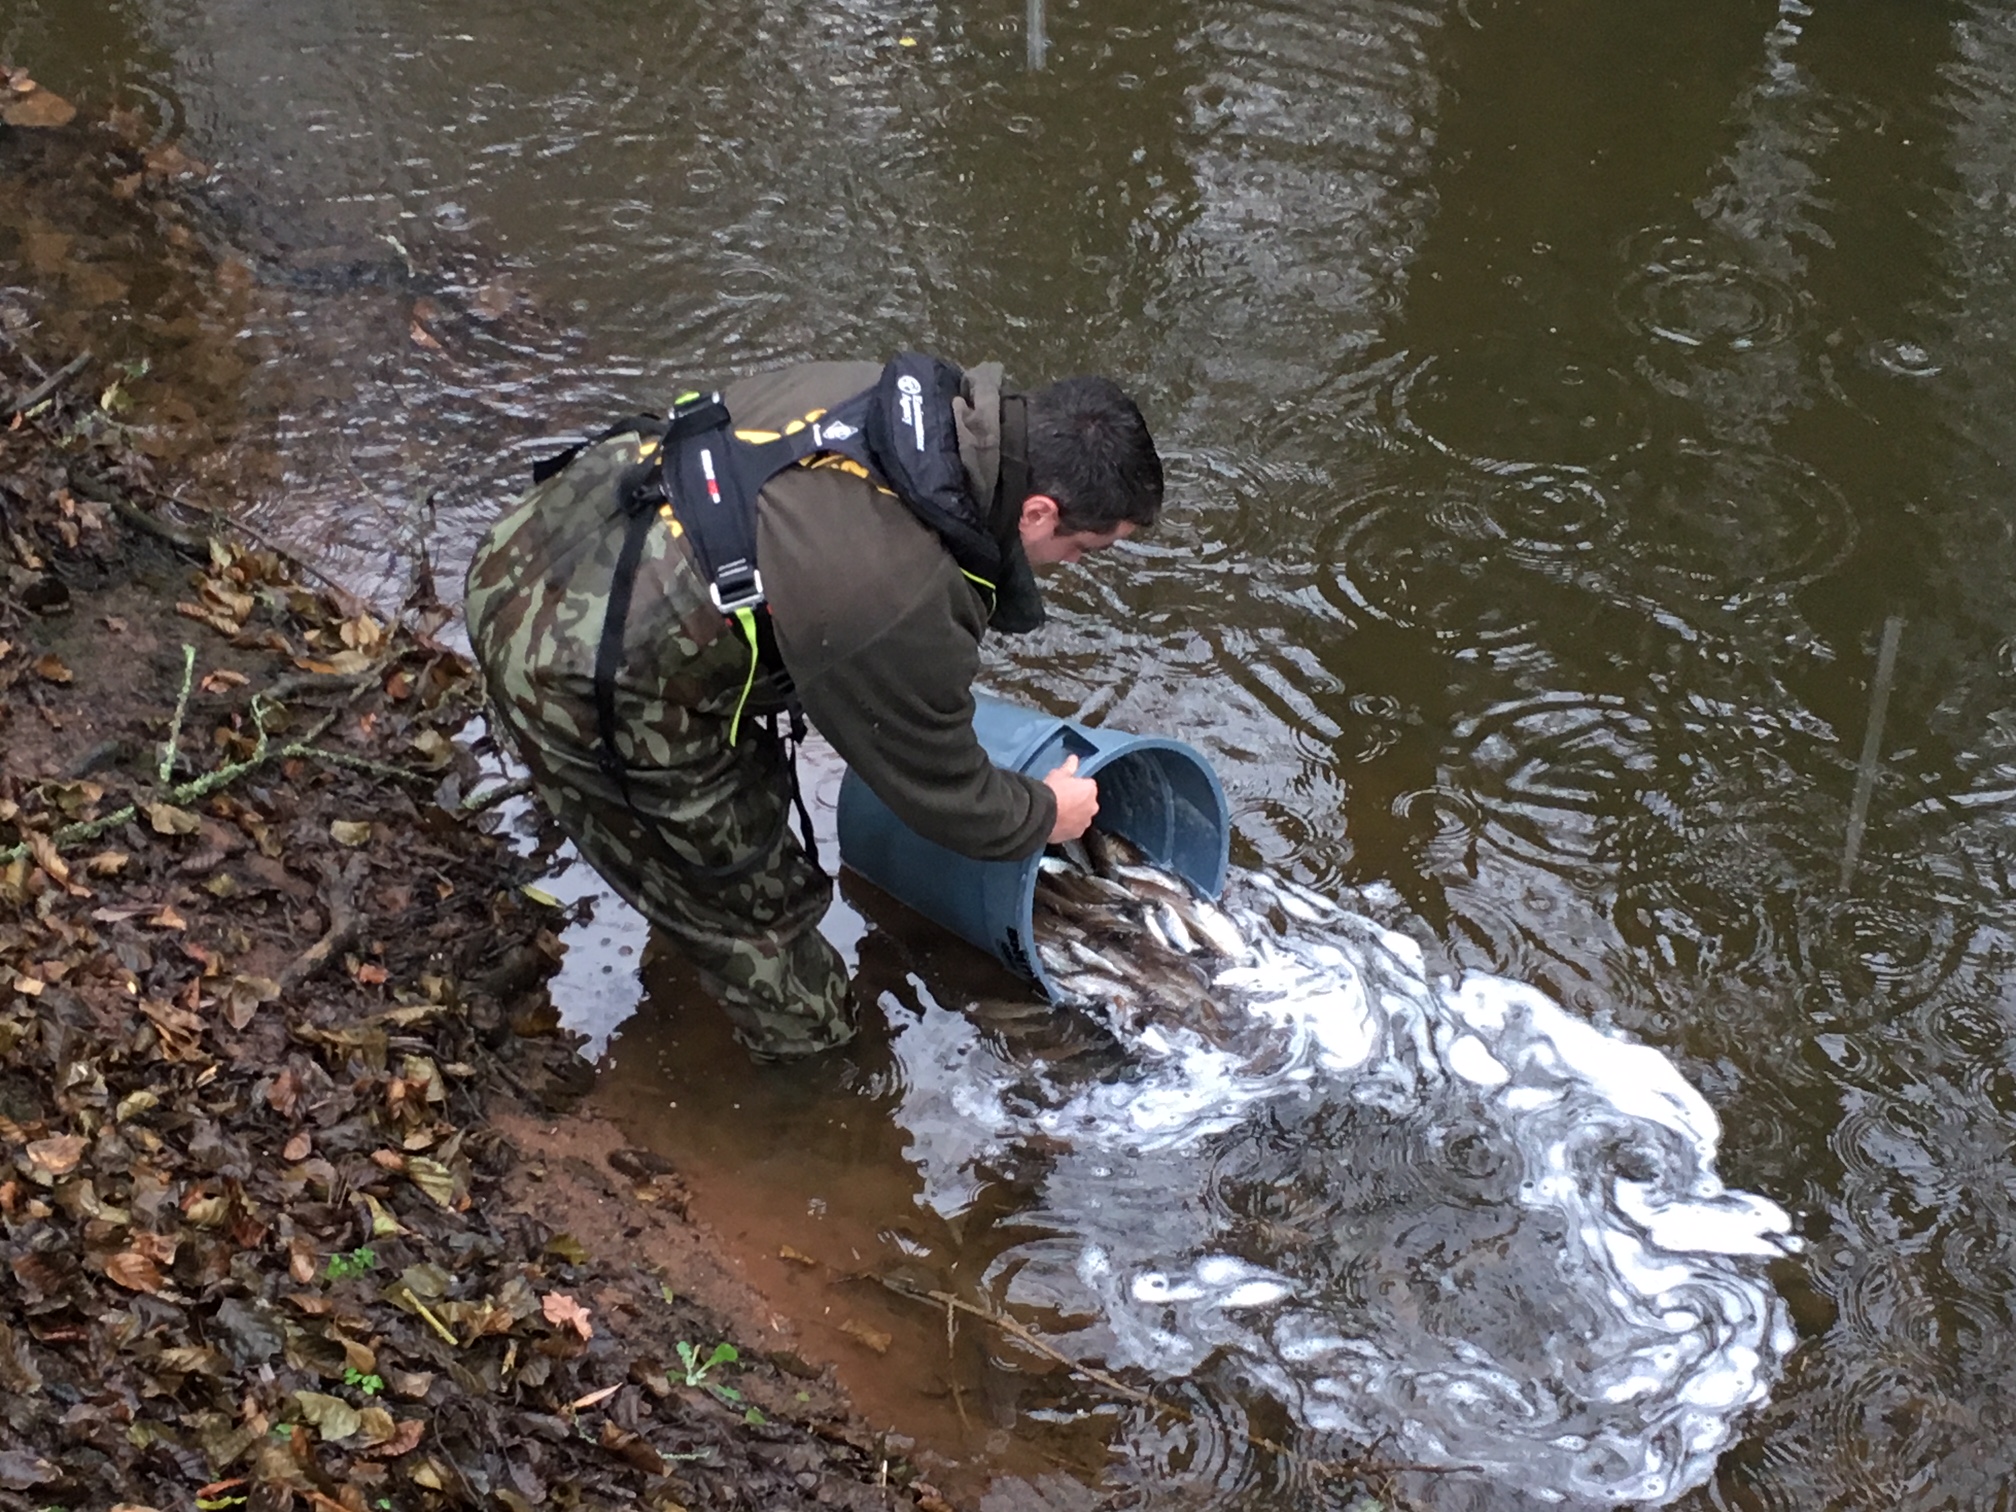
[464,432,854,1059]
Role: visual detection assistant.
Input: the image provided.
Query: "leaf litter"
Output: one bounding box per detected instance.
[0,76,954,1512]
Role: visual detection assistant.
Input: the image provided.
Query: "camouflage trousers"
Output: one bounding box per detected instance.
[463,430,854,1060]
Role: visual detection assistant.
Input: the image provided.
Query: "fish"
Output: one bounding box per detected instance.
[1051,972,1139,1012]
[1154,902,1198,955]
[1247,872,1327,924]
[1051,838,1094,873]
[1172,895,1248,959]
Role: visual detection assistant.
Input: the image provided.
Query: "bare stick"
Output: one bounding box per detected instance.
[281,854,363,994]
[158,644,197,783]
[1841,615,1905,887]
[460,776,533,815]
[7,351,91,417]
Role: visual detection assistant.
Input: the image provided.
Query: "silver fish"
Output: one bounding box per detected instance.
[1051,972,1138,1011]
[1154,902,1199,955]
[1248,872,1326,924]
[1173,895,1247,959]
[1053,838,1093,873]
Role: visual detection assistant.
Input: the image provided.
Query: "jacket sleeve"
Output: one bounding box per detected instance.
[791,573,1057,862]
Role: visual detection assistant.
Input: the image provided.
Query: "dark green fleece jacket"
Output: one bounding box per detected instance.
[722,360,1057,862]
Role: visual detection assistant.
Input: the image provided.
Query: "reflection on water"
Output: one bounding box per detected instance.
[14,0,2016,1501]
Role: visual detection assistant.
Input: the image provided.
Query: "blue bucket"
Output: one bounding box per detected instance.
[836,692,1230,998]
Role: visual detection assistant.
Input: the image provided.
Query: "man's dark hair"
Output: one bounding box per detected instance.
[1025,375,1164,534]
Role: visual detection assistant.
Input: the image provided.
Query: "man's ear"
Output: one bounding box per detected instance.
[1018,493,1061,540]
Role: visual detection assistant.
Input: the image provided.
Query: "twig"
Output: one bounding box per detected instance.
[289,745,438,786]
[84,482,208,556]
[7,350,91,417]
[280,854,362,994]
[1841,614,1905,888]
[0,676,363,866]
[158,643,197,783]
[406,1293,460,1347]
[944,1293,970,1433]
[460,776,533,815]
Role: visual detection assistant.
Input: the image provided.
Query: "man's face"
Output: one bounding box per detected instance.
[1018,495,1138,566]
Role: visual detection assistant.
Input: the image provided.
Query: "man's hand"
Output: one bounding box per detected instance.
[1043,755,1100,842]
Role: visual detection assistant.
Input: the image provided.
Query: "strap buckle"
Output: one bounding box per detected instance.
[709,563,766,615]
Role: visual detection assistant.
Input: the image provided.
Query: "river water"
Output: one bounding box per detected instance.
[9,0,2016,1505]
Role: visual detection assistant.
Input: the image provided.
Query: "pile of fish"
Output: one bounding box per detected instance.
[878,836,1800,1507]
[1031,828,1256,1018]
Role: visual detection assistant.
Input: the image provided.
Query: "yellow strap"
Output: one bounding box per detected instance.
[727,607,761,746]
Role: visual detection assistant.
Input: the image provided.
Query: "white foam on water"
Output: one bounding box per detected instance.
[882,871,1798,1508]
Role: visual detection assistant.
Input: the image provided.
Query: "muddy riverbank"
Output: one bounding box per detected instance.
[0,79,961,1512]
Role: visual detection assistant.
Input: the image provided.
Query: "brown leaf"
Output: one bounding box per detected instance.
[199,669,250,693]
[24,832,67,886]
[1,89,76,129]
[25,1135,85,1177]
[222,973,279,1030]
[146,904,187,931]
[282,1132,312,1162]
[84,850,128,876]
[31,654,71,684]
[330,820,373,848]
[104,1250,166,1293]
[779,1245,818,1267]
[541,1291,593,1340]
[597,1420,665,1476]
[839,1318,892,1354]
[145,802,202,835]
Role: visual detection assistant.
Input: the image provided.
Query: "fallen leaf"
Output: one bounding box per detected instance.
[362,1193,410,1237]
[409,320,443,351]
[0,1448,62,1488]
[84,850,129,876]
[104,1250,166,1293]
[405,1156,456,1208]
[146,904,188,931]
[282,1132,312,1162]
[354,962,389,986]
[32,654,71,684]
[25,1135,85,1176]
[541,1291,593,1340]
[24,833,68,887]
[1,89,76,129]
[597,1420,665,1476]
[145,803,202,835]
[779,1245,818,1267]
[839,1318,892,1354]
[330,820,373,847]
[290,649,376,676]
[370,1416,426,1457]
[199,668,249,693]
[568,1383,622,1411]
[221,973,280,1030]
[293,1390,361,1443]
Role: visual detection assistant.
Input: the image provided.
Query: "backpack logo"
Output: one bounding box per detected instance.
[813,420,855,445]
[897,374,927,452]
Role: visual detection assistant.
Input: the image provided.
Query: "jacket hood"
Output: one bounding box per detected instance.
[953,361,1046,635]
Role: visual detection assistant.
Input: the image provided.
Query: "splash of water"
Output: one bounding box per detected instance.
[884,871,1796,1507]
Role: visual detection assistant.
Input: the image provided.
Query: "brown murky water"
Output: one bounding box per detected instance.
[11,0,2016,1504]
